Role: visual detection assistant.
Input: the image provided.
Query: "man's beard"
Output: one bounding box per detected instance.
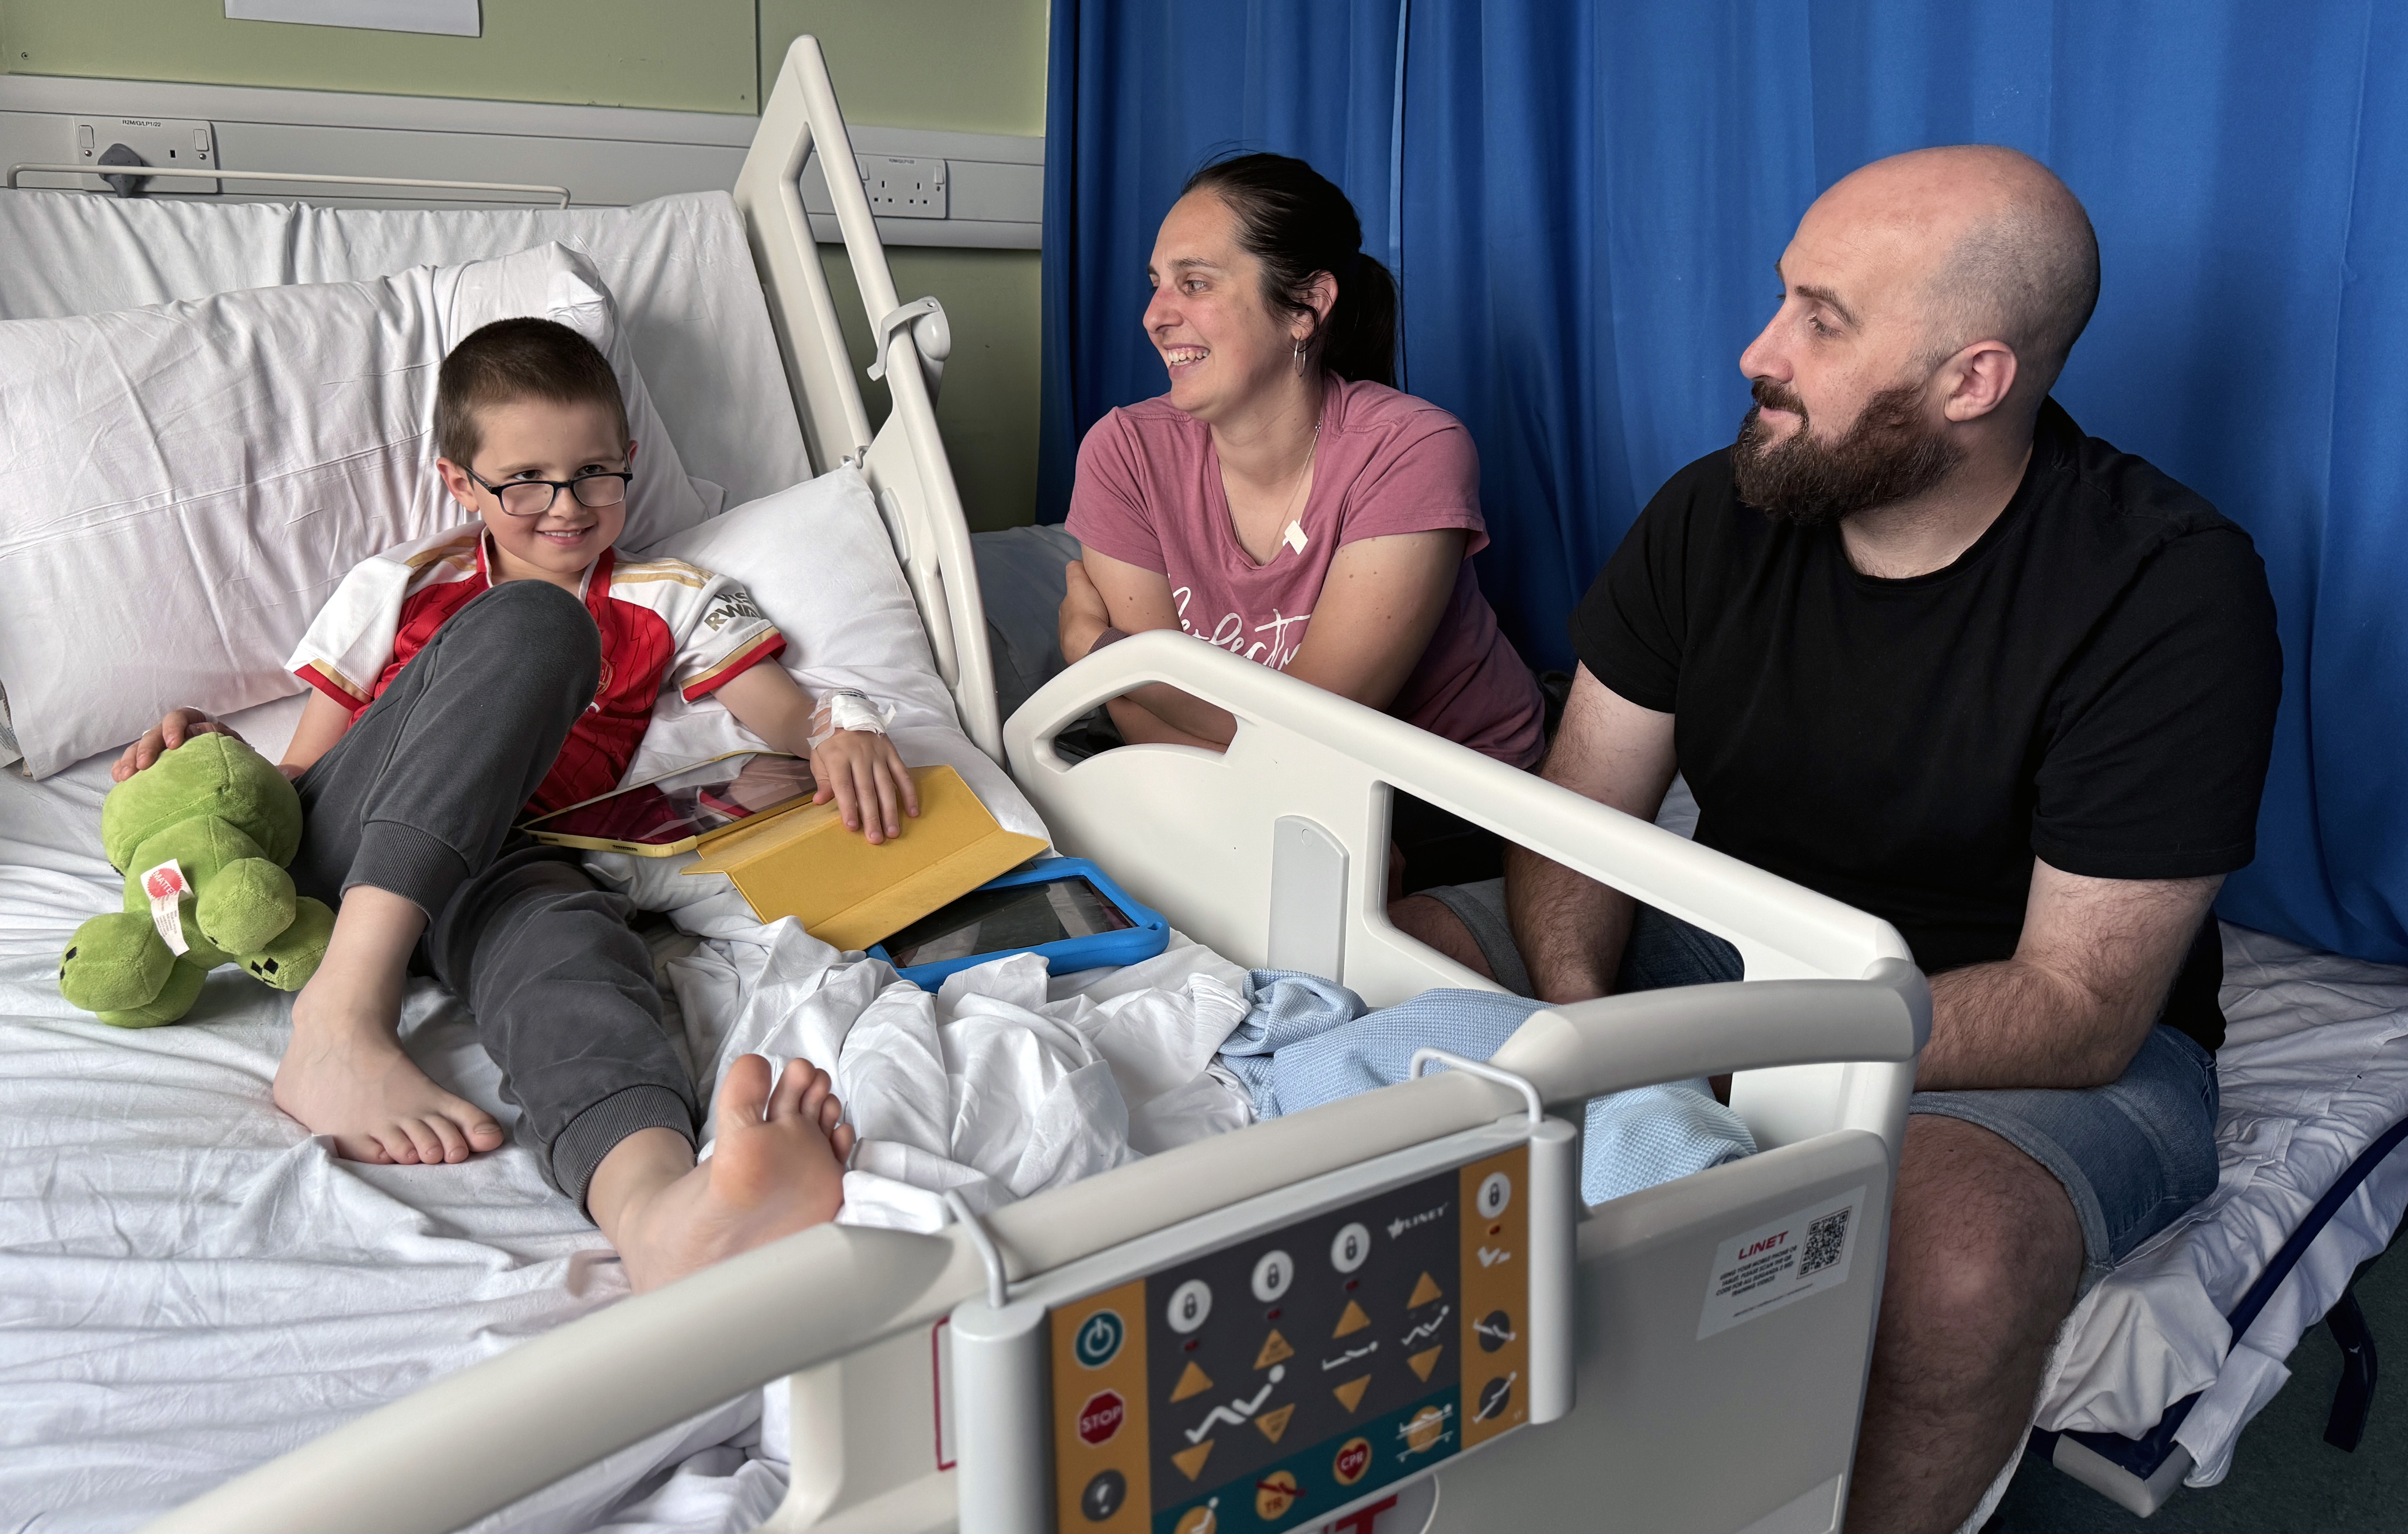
[1730,377,1963,527]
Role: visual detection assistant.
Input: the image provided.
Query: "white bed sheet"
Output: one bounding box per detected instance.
[0,695,783,1532]
[2035,924,2408,1486]
[0,188,812,510]
[0,690,1254,1531]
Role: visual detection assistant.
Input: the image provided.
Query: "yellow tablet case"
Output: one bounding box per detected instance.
[678,764,1047,952]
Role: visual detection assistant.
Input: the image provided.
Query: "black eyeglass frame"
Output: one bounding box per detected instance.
[465,466,636,519]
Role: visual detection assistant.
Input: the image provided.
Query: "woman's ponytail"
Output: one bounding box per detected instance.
[1181,153,1397,388]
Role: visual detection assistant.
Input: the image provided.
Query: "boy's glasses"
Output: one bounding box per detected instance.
[467,467,633,519]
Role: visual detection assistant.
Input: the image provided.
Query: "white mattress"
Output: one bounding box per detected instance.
[2036,923,2408,1486]
[0,188,813,510]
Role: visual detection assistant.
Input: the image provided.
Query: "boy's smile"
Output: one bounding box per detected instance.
[436,397,634,593]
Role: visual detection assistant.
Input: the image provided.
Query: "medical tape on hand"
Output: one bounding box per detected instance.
[140,859,193,956]
[808,689,897,750]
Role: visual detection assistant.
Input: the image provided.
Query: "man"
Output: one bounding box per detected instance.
[1410,146,2281,1531]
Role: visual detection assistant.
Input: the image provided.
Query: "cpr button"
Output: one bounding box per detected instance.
[1078,1390,1126,1446]
[1081,1468,1127,1521]
[1333,1435,1372,1485]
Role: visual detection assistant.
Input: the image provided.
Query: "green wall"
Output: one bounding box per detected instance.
[0,0,1048,528]
[0,0,760,112]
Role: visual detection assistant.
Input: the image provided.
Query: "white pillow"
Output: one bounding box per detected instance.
[0,243,710,779]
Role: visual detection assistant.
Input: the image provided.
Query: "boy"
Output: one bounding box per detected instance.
[113,318,919,1291]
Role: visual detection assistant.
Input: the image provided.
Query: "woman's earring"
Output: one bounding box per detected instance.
[1293,339,1307,377]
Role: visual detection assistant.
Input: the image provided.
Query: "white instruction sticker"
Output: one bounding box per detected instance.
[140,858,192,956]
[1696,1184,1868,1340]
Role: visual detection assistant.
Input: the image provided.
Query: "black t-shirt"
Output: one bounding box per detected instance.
[1571,399,2281,1051]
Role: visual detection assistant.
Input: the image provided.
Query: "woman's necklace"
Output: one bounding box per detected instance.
[1274,415,1322,557]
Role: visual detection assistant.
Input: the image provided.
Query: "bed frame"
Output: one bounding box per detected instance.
[139,37,1929,1534]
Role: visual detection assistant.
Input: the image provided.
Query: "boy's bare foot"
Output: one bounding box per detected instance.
[270,883,504,1165]
[274,989,505,1164]
[593,1055,856,1294]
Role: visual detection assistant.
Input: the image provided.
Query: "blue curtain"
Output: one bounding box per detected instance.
[1038,0,1409,519]
[1039,2,2408,966]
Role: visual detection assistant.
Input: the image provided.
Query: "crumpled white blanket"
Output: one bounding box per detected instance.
[653,910,1255,1234]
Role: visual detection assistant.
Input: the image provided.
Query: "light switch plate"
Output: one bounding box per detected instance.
[68,116,219,194]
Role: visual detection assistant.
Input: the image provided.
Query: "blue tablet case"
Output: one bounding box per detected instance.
[869,858,1169,990]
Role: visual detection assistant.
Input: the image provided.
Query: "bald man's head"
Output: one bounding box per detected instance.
[1829,145,2100,396]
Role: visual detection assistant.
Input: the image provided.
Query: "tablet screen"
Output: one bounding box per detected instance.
[523,753,817,846]
[884,876,1135,967]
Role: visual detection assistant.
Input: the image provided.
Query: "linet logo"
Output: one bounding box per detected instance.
[1738,1230,1789,1260]
[1077,1390,1126,1446]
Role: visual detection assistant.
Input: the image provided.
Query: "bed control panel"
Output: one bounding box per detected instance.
[1045,1145,1532,1534]
[946,1116,1573,1534]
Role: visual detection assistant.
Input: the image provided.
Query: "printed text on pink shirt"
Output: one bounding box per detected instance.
[1174,586,1312,668]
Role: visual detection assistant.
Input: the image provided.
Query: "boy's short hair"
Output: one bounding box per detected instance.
[434,317,631,469]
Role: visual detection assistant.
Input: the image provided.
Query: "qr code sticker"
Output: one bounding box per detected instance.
[1798,1209,1851,1278]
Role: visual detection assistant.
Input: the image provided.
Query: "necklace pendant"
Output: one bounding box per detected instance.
[1282,520,1310,556]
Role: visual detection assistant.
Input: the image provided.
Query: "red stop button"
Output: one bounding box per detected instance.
[1078,1390,1126,1446]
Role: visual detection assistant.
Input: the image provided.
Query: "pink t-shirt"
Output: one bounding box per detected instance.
[1066,378,1544,767]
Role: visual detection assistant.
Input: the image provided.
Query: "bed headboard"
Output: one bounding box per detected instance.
[733,35,1003,762]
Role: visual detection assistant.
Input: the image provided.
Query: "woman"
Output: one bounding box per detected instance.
[1058,154,1543,885]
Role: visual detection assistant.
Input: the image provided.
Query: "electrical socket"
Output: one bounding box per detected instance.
[858,154,947,219]
[67,116,220,195]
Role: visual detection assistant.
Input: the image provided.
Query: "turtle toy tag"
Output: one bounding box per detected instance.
[140,859,192,956]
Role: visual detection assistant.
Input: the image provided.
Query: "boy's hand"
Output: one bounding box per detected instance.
[810,730,920,844]
[113,709,246,782]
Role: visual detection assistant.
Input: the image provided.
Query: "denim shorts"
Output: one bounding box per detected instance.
[1428,883,2223,1283]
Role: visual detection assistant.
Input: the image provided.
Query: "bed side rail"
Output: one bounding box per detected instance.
[1007,633,1912,987]
[1007,633,1924,1154]
[140,978,1922,1534]
[1490,965,1931,1106]
[733,34,1002,761]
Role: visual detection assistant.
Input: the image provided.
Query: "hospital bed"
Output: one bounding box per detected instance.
[0,34,2385,1534]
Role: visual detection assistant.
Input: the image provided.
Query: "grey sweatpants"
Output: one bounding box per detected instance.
[287,579,698,1209]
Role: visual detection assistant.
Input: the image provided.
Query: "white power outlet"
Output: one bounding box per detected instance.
[858,154,947,219]
[68,116,220,194]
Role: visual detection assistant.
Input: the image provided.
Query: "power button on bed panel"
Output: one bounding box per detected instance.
[1051,1280,1151,1530]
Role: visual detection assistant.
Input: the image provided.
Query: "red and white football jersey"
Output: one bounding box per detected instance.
[285,524,784,814]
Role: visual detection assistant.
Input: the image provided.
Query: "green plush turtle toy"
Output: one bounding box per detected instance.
[57,731,335,1027]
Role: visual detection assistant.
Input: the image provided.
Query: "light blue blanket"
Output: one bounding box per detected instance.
[1216,971,1756,1206]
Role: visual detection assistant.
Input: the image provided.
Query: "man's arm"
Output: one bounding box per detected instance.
[1918,861,2222,1090]
[1505,665,1679,1004]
